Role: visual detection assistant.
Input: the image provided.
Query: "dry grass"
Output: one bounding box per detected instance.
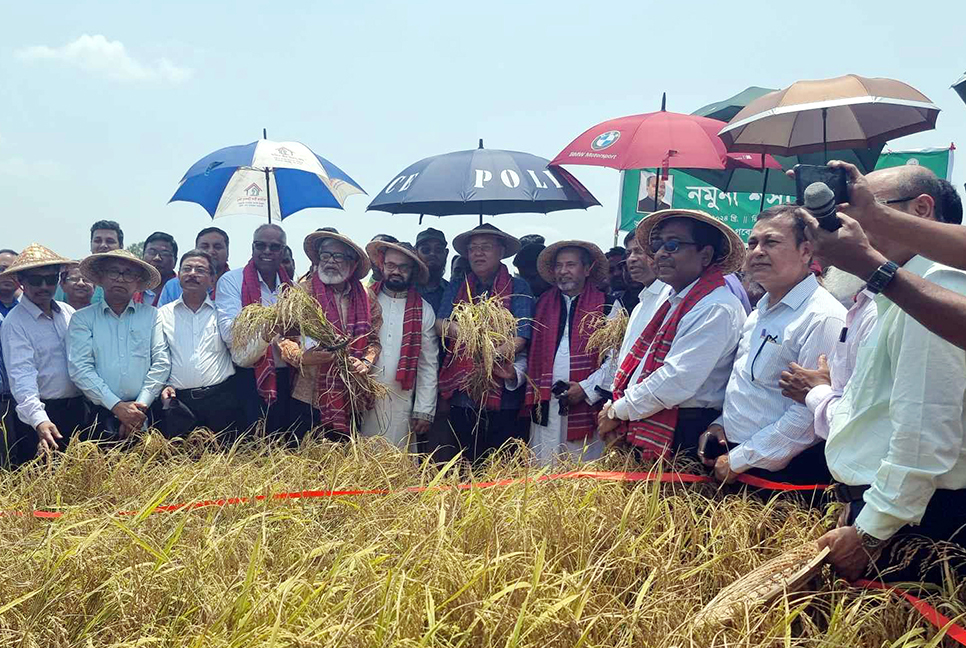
[582,307,630,364]
[444,292,518,406]
[0,435,964,647]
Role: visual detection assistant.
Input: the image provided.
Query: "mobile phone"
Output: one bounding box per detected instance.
[551,380,569,397]
[794,164,849,206]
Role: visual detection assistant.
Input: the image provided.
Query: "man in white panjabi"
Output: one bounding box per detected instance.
[360,241,438,450]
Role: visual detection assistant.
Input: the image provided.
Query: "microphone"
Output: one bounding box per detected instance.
[803,182,842,232]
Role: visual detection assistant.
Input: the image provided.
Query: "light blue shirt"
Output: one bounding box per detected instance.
[157,277,183,307]
[67,300,170,410]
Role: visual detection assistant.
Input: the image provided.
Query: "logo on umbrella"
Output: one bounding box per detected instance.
[244,183,262,197]
[591,130,621,151]
[276,146,295,157]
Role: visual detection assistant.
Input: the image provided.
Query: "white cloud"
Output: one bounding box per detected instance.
[16,34,193,84]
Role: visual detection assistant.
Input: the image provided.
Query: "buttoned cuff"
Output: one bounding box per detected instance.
[805,384,834,414]
[727,446,752,474]
[610,397,630,420]
[578,377,600,405]
[136,391,155,408]
[101,392,122,412]
[854,505,903,541]
[27,410,51,430]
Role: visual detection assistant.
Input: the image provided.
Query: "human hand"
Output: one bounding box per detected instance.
[496,339,515,362]
[161,386,176,402]
[566,381,587,405]
[797,208,887,279]
[825,160,879,220]
[597,401,621,437]
[36,421,63,453]
[301,347,336,367]
[410,418,431,436]
[277,338,303,366]
[816,526,871,582]
[112,401,147,430]
[713,453,739,484]
[492,359,515,380]
[349,357,369,375]
[697,424,728,467]
[779,356,832,404]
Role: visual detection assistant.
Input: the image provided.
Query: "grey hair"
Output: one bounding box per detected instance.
[253,223,286,244]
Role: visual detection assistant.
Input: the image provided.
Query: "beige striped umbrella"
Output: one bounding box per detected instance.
[718,75,940,159]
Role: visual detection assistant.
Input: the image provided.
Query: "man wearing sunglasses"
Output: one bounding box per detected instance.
[698,205,845,485]
[215,224,293,435]
[598,210,746,460]
[0,245,88,464]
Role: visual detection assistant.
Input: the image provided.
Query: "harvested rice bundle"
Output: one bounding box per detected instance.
[581,306,629,363]
[692,542,830,628]
[445,292,519,406]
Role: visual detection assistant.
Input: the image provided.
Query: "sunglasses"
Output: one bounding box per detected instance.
[648,239,699,255]
[253,241,283,253]
[22,274,60,287]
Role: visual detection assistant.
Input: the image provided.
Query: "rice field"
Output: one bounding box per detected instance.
[0,433,963,647]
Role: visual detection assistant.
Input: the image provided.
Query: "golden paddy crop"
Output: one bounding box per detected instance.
[0,434,963,647]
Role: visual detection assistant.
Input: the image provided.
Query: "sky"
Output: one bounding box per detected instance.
[0,1,963,273]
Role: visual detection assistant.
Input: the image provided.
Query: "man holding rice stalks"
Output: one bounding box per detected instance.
[283,228,382,441]
[525,240,616,465]
[436,224,533,465]
[359,240,438,450]
[598,210,747,461]
[215,224,294,435]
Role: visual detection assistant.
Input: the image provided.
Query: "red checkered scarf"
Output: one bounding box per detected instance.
[370,281,423,391]
[241,258,292,404]
[525,283,605,441]
[612,267,725,458]
[310,272,373,433]
[438,264,513,411]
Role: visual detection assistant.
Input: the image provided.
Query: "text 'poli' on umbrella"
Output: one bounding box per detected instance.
[170,136,365,222]
[367,140,600,224]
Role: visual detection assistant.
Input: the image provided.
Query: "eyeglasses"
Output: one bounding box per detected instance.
[253,241,283,253]
[468,244,497,255]
[22,274,60,287]
[145,248,175,259]
[649,239,699,255]
[180,265,211,276]
[318,251,355,264]
[384,261,412,274]
[105,269,143,282]
[875,195,919,205]
[61,274,90,285]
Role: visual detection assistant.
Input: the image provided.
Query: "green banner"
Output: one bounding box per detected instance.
[618,146,954,241]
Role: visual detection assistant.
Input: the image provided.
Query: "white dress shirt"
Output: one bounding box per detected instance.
[610,281,746,421]
[215,266,286,367]
[606,280,671,391]
[826,256,966,540]
[720,273,846,472]
[360,288,438,449]
[159,297,235,390]
[805,290,878,440]
[0,299,80,429]
[529,294,617,465]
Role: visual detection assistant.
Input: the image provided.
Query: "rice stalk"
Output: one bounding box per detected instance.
[445,290,518,407]
[582,307,629,364]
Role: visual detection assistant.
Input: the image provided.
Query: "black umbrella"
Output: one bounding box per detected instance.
[954,72,966,106]
[367,140,600,224]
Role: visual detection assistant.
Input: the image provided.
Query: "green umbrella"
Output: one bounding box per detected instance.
[693,86,777,122]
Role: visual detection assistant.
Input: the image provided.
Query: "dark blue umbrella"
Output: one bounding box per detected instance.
[367,140,600,224]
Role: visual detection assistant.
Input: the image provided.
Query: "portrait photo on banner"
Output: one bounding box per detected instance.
[637,170,673,214]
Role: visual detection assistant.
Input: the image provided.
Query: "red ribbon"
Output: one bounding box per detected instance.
[854,579,966,645]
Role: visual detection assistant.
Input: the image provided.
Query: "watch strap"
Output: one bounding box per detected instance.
[866,261,899,295]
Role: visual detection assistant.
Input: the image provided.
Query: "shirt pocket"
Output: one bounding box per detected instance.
[748,337,796,385]
[129,329,150,359]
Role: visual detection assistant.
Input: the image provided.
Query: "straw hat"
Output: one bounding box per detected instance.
[366,240,430,285]
[79,249,162,292]
[452,223,521,259]
[635,209,746,275]
[0,243,72,276]
[536,240,609,286]
[303,228,371,282]
[692,542,829,628]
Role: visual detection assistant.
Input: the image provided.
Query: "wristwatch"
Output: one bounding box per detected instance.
[865,260,899,295]
[856,525,887,554]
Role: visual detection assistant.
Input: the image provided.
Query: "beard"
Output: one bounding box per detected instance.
[384,274,412,292]
[318,267,350,285]
[823,266,867,307]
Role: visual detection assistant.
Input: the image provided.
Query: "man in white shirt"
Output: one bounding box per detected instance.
[0,244,87,463]
[599,210,747,459]
[360,241,438,450]
[814,164,966,584]
[526,240,615,465]
[699,205,846,484]
[158,250,241,444]
[215,224,293,435]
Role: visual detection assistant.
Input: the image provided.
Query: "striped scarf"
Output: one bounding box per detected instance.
[612,267,725,458]
[241,259,292,404]
[525,283,605,441]
[309,272,373,433]
[438,264,513,411]
[370,282,423,392]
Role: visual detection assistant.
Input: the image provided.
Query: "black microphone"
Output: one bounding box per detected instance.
[804,182,842,232]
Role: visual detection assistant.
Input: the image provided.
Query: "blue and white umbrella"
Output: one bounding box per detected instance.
[170,135,365,222]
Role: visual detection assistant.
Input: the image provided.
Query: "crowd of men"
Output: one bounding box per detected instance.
[1,162,965,586]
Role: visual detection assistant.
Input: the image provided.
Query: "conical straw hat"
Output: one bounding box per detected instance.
[79,249,162,292]
[0,243,72,276]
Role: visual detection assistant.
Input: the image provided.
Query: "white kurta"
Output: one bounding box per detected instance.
[528,294,610,466]
[360,289,438,450]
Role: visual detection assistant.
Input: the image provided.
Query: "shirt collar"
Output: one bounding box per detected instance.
[174,295,215,311]
[99,299,136,316]
[381,286,409,299]
[759,273,818,313]
[639,280,667,300]
[669,277,701,302]
[20,298,61,320]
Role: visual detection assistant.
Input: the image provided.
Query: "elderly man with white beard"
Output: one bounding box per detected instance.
[359,241,438,450]
[281,228,382,442]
